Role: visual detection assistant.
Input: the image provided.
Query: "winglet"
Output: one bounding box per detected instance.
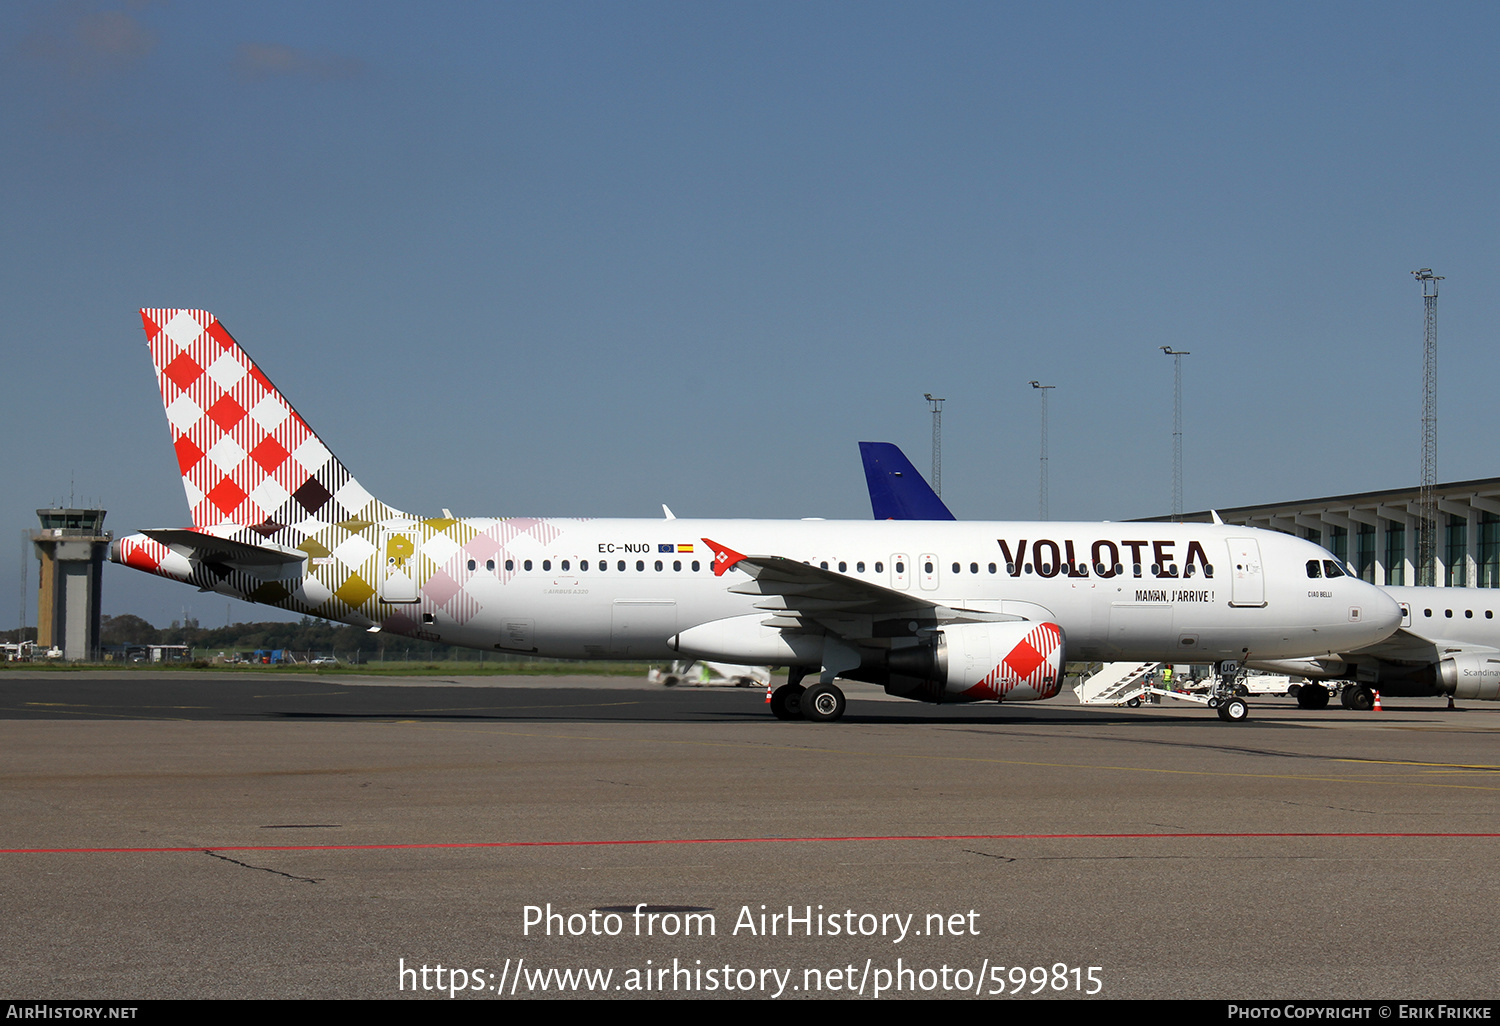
[702,537,747,577]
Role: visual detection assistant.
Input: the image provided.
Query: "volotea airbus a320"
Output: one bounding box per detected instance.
[113,310,1402,723]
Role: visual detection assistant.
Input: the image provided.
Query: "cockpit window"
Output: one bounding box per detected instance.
[1323,560,1346,578]
[1306,559,1322,578]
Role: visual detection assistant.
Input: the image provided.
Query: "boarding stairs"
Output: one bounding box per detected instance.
[1075,661,1161,705]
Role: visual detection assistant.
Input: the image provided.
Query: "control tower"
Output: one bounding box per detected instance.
[32,508,111,661]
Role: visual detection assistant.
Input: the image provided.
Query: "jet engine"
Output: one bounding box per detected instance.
[1438,653,1500,700]
[881,621,1066,703]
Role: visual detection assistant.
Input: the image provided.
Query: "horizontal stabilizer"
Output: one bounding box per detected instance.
[140,528,307,569]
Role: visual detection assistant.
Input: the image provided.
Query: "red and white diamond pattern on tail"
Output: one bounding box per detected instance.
[141,309,384,536]
[964,622,1064,702]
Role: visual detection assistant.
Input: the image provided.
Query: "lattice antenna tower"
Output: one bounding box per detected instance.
[1030,381,1055,520]
[1413,268,1443,586]
[1161,347,1190,521]
[924,393,945,496]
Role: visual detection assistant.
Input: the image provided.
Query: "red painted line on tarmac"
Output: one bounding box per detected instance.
[3,832,1499,855]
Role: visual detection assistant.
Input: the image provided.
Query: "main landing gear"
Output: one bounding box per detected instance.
[801,682,847,722]
[1296,683,1331,709]
[769,682,805,720]
[769,670,848,722]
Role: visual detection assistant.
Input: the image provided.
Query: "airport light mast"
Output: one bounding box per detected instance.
[924,393,945,497]
[1029,381,1054,520]
[1414,268,1443,586]
[1161,347,1190,522]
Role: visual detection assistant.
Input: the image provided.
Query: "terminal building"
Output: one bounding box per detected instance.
[1173,478,1500,589]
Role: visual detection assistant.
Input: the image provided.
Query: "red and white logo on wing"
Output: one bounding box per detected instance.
[964,621,1064,701]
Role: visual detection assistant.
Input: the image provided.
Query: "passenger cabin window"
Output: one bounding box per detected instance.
[467,559,476,571]
[486,559,495,571]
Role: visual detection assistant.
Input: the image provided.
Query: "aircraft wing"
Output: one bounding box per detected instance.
[702,537,1018,634]
[1347,628,1493,665]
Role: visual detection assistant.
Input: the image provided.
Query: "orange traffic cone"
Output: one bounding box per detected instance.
[765,683,772,704]
[1372,690,1382,711]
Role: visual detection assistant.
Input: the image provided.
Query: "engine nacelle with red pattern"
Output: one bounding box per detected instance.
[872,620,1066,703]
[935,621,1066,701]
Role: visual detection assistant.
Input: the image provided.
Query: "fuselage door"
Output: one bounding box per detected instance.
[379,527,421,603]
[1227,537,1266,608]
[612,600,677,657]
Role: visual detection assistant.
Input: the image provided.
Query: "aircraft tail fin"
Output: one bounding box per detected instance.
[139,309,399,541]
[859,441,957,521]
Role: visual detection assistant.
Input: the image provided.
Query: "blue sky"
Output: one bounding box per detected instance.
[3,1,1498,628]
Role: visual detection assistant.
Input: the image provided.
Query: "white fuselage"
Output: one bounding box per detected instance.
[358,517,1400,665]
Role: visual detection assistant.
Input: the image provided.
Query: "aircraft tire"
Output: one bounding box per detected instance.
[1297,683,1330,710]
[1346,686,1374,712]
[770,683,805,720]
[1218,697,1250,722]
[800,683,847,723]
